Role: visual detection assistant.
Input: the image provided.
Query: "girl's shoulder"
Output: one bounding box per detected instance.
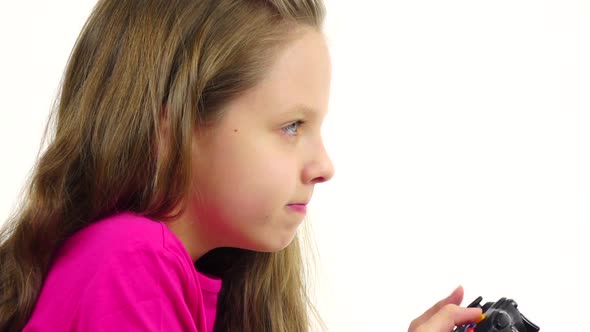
[24,212,212,331]
[45,212,196,287]
[55,211,188,264]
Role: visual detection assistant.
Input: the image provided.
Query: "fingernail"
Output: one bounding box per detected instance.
[476,314,486,323]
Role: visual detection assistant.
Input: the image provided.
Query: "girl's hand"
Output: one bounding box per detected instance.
[408,286,483,332]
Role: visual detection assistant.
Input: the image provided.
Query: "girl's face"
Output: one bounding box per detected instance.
[174,29,333,257]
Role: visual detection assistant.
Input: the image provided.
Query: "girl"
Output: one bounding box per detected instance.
[0,0,482,331]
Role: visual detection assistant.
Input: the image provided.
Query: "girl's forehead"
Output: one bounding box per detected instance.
[244,31,331,113]
[212,29,331,126]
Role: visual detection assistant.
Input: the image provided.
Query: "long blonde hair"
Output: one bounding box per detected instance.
[0,1,326,331]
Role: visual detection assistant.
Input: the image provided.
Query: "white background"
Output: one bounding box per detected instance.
[1,1,588,331]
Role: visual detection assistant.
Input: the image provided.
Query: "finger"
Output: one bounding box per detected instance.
[421,305,483,332]
[427,286,464,315]
[445,285,464,306]
[410,286,464,330]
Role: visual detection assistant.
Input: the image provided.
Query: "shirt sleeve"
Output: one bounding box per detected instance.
[65,242,198,332]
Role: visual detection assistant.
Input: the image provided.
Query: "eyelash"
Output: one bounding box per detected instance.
[281,120,306,136]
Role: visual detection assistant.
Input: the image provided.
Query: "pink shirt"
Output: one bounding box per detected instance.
[23,212,221,332]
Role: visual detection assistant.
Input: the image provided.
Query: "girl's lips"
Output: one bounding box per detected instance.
[287,204,307,214]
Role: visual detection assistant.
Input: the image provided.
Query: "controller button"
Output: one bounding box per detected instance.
[494,312,511,329]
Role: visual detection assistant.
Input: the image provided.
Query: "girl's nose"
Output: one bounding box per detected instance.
[302,140,334,184]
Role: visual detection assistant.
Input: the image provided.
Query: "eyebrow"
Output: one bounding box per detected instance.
[286,104,320,116]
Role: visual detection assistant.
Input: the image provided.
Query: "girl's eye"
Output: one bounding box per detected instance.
[281,120,305,136]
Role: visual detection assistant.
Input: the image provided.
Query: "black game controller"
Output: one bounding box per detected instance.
[453,296,539,332]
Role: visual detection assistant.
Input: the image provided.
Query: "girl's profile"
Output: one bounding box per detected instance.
[0,1,484,331]
[1,1,332,331]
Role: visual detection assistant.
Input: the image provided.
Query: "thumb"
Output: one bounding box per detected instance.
[420,306,483,332]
